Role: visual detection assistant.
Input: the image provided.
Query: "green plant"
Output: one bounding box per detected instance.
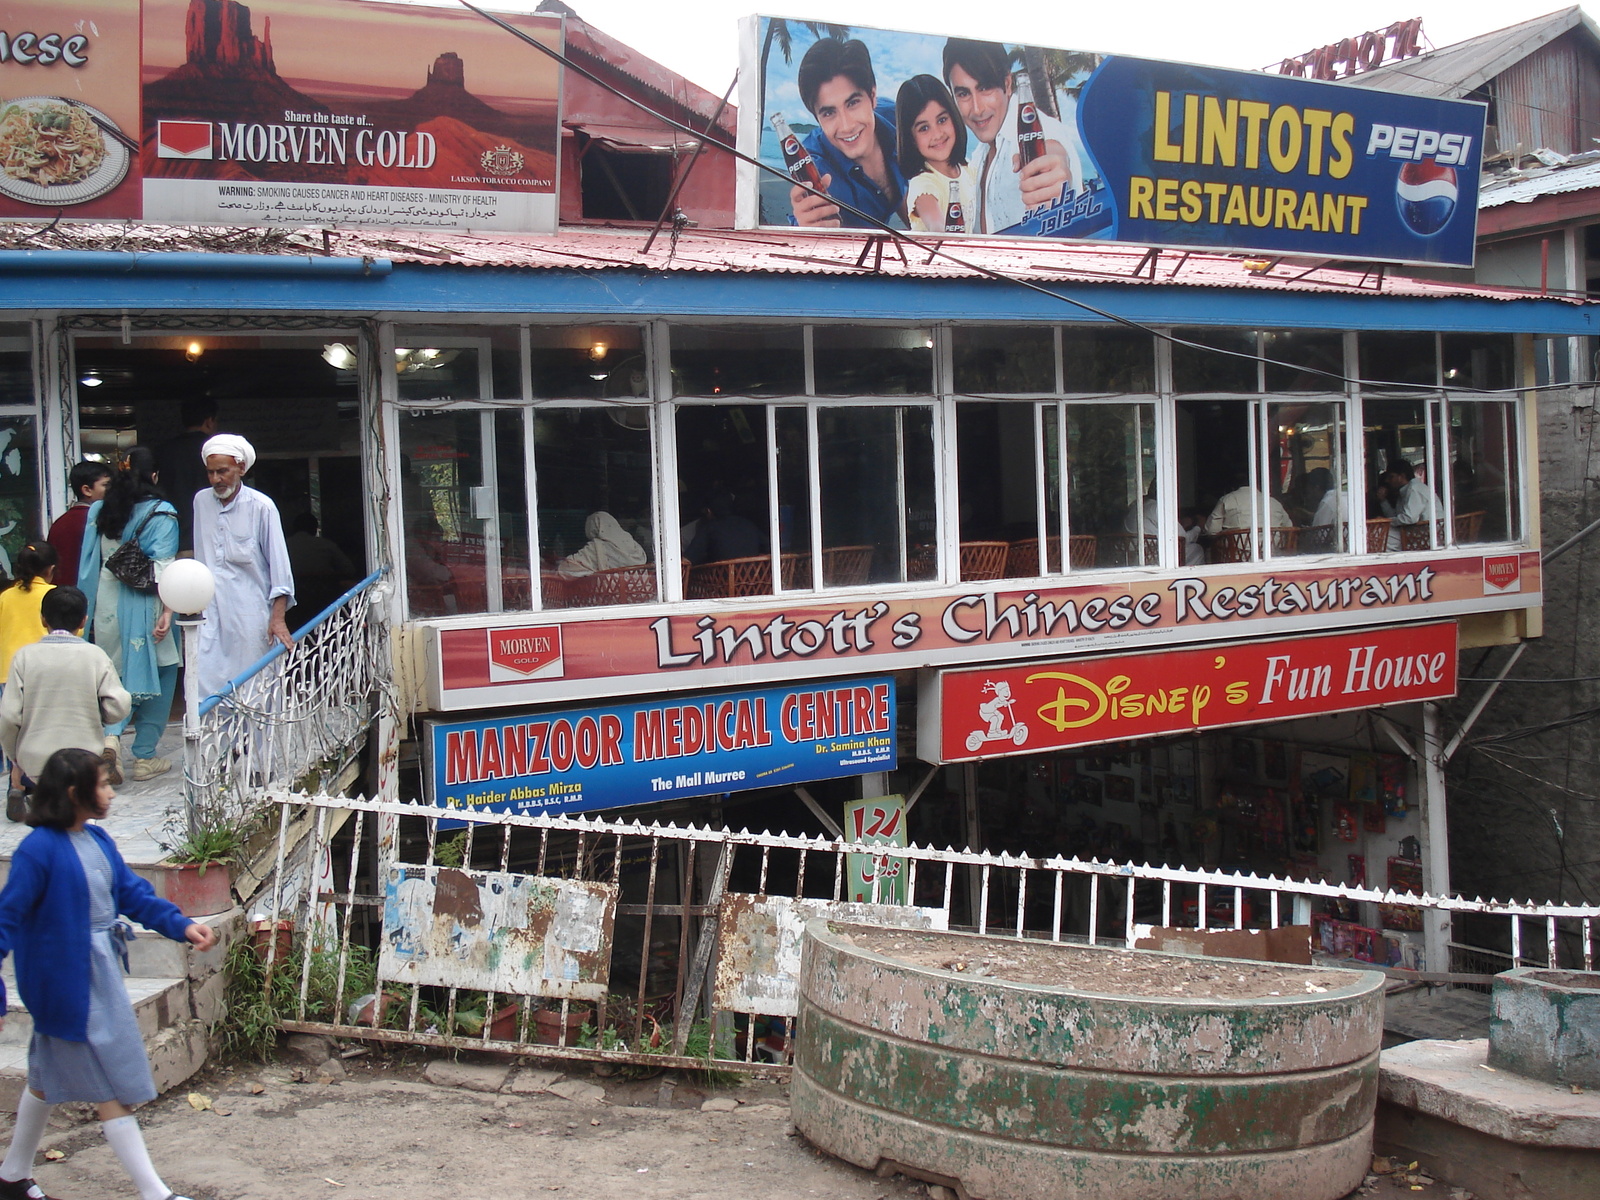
[641,1018,741,1087]
[434,831,468,869]
[160,808,251,875]
[214,926,381,1062]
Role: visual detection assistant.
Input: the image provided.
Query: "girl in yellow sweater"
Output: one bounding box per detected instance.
[0,543,57,687]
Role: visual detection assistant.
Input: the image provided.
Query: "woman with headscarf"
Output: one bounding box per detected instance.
[79,447,180,784]
[556,512,647,578]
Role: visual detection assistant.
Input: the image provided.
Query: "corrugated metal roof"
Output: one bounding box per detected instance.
[1482,154,1600,206]
[0,220,1576,304]
[1345,6,1596,98]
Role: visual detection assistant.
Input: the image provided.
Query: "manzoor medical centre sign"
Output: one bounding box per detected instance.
[426,676,895,819]
[739,17,1485,266]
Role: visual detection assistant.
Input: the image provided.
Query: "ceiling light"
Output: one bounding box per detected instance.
[185,340,204,362]
[589,342,608,360]
[322,342,358,370]
[79,370,103,387]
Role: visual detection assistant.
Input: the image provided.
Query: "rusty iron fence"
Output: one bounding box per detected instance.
[259,794,1600,1073]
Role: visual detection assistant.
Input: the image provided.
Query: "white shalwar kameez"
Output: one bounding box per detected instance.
[192,485,295,700]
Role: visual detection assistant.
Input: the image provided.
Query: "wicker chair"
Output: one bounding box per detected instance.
[1398,520,1445,552]
[687,555,773,599]
[561,565,657,608]
[1208,529,1254,563]
[780,552,808,589]
[1298,524,1338,554]
[906,545,938,581]
[1267,527,1299,556]
[1069,535,1098,569]
[1004,537,1054,577]
[1454,510,1486,542]
[959,540,1010,581]
[1366,517,1392,553]
[1100,534,1154,567]
[823,545,874,586]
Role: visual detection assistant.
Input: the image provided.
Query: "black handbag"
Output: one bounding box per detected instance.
[104,507,170,593]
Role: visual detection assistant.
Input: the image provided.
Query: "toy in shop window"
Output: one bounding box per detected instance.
[1258,789,1287,856]
[1289,783,1319,854]
[1347,854,1366,887]
[966,680,1028,752]
[1379,754,1409,816]
[1380,855,1426,932]
[1333,800,1358,842]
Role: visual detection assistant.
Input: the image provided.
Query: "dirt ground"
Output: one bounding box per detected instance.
[844,928,1362,999]
[13,1047,1469,1200]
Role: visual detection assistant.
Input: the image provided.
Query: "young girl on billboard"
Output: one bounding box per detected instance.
[895,74,974,233]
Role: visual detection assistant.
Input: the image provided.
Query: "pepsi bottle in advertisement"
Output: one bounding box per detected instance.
[770,113,825,189]
[1015,72,1046,166]
[944,178,964,233]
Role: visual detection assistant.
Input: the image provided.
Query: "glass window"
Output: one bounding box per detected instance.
[399,409,526,617]
[812,327,932,395]
[1262,330,1346,392]
[394,327,519,401]
[953,326,1054,393]
[0,415,37,572]
[1171,328,1258,393]
[1065,403,1159,568]
[1447,401,1521,544]
[775,407,813,588]
[671,326,803,397]
[818,406,934,585]
[1360,331,1438,390]
[1442,334,1515,392]
[530,325,646,399]
[1061,327,1154,392]
[1364,397,1442,551]
[675,405,773,598]
[1178,398,1289,563]
[533,408,657,609]
[0,325,32,406]
[956,403,1040,569]
[1271,401,1349,554]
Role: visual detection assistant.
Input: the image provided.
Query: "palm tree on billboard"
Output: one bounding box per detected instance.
[759,18,850,130]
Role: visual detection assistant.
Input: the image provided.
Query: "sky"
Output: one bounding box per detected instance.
[417,0,1591,95]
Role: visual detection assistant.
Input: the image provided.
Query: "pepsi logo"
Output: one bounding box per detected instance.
[1396,158,1457,237]
[782,135,800,157]
[1020,102,1038,125]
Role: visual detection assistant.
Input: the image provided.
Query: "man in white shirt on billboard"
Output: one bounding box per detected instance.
[941,39,1075,235]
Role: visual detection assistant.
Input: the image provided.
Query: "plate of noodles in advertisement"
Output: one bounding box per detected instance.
[0,96,132,207]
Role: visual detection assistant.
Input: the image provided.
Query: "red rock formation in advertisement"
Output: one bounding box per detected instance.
[183,0,275,77]
[146,0,324,116]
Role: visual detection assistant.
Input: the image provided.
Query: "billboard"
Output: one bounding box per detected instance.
[0,0,561,231]
[917,621,1458,764]
[739,17,1485,266]
[430,551,1538,710]
[426,676,895,819]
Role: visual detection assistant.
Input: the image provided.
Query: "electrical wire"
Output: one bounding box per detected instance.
[458,1,1590,401]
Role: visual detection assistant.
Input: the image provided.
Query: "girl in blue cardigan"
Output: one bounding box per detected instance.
[0,748,216,1200]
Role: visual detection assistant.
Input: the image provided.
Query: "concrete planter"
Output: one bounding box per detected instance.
[159,861,234,917]
[1488,967,1600,1087]
[792,920,1385,1200]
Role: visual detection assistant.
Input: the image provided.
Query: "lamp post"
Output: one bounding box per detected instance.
[158,559,215,839]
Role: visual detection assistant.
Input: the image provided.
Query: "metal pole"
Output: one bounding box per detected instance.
[1420,702,1453,974]
[180,616,203,839]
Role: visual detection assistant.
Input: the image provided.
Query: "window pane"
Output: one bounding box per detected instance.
[399,410,524,617]
[812,327,932,395]
[0,326,31,405]
[1180,399,1281,562]
[1364,397,1442,551]
[1171,328,1258,393]
[775,407,813,589]
[1448,401,1520,544]
[1272,401,1348,554]
[1061,327,1154,392]
[530,325,646,399]
[904,406,938,580]
[676,405,773,598]
[534,408,657,609]
[0,416,36,570]
[1066,403,1159,567]
[819,407,933,584]
[1442,334,1515,391]
[1360,331,1437,390]
[395,327,519,401]
[671,327,803,397]
[956,403,1040,574]
[953,326,1054,393]
[1263,330,1345,392]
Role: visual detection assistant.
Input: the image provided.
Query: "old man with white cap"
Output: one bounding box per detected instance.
[192,434,295,699]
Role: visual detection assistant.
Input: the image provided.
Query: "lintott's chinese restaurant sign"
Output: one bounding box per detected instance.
[917,621,1457,764]
[426,676,895,819]
[429,551,1532,710]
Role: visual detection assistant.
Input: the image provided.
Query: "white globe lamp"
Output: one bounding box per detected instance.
[158,559,215,615]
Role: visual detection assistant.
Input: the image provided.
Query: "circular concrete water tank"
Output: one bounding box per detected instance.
[792,920,1385,1200]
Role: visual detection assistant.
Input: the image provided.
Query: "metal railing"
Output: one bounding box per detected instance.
[184,571,389,835]
[263,793,1600,1073]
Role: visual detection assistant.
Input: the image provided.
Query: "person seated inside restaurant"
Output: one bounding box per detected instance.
[556,511,648,578]
[1383,458,1443,550]
[1305,467,1345,529]
[683,492,765,565]
[1124,481,1205,566]
[1203,471,1291,536]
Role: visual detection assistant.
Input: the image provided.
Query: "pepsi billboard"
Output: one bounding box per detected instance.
[425,676,896,821]
[739,19,1484,267]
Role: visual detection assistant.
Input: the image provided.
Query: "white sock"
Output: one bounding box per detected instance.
[0,1089,52,1184]
[101,1115,171,1200]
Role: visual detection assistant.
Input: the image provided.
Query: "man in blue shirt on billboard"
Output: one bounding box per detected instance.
[787,37,907,229]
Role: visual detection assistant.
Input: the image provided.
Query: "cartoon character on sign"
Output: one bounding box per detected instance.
[967,679,1028,752]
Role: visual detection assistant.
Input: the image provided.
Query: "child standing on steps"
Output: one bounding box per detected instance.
[0,747,216,1200]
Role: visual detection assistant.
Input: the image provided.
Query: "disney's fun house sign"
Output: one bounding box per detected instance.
[431,553,1527,710]
[918,621,1457,763]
